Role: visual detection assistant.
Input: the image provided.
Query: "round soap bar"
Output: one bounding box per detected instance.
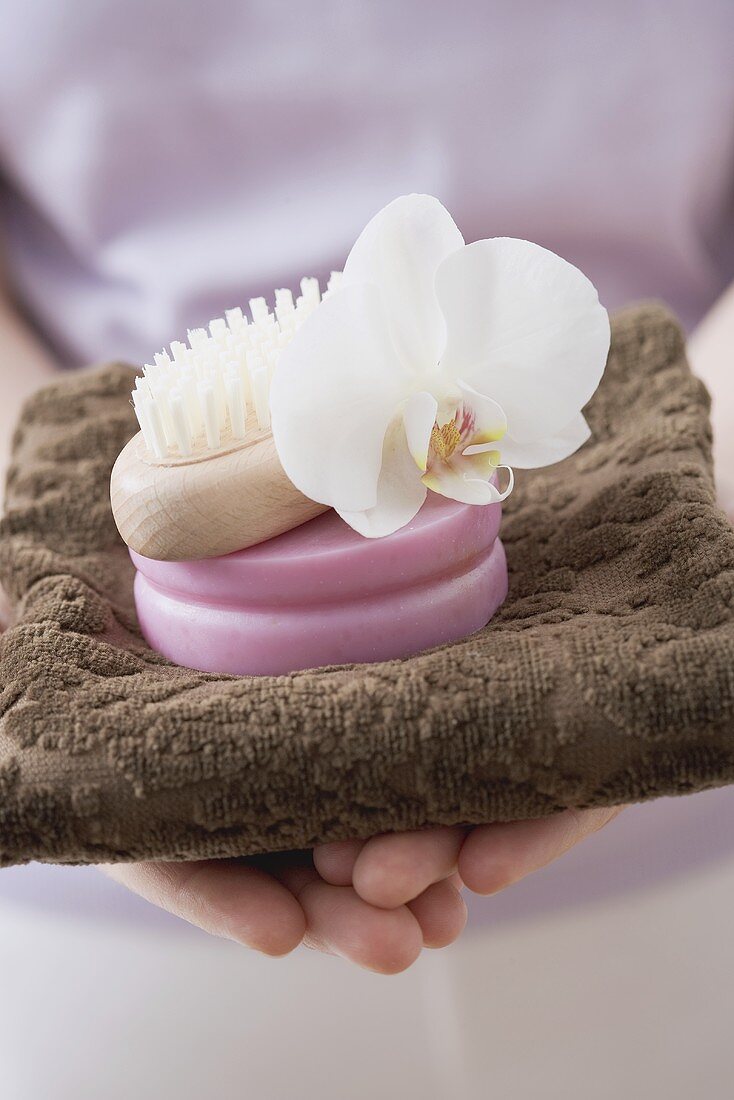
[131,494,508,676]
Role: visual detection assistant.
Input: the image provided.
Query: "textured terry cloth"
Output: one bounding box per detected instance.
[0,304,733,868]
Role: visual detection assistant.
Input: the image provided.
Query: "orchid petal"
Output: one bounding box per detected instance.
[436,238,610,443]
[337,417,427,538]
[403,391,437,472]
[500,413,591,469]
[270,283,414,513]
[456,380,507,447]
[343,194,464,374]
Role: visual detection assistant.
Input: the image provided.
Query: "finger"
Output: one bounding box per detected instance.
[458,806,624,896]
[274,862,423,975]
[313,838,366,886]
[407,879,468,949]
[101,859,306,956]
[352,826,466,909]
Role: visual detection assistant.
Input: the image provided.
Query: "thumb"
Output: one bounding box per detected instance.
[458,806,625,896]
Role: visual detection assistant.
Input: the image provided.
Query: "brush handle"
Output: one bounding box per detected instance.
[110,432,328,561]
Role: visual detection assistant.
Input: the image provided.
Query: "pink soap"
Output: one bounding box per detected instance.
[131,495,508,676]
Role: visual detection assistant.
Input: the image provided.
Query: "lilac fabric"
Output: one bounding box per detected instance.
[0,0,733,920]
[0,0,733,369]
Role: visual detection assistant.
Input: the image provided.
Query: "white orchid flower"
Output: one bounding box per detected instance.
[270,194,610,538]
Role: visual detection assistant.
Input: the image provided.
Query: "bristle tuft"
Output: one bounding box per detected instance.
[132,272,340,459]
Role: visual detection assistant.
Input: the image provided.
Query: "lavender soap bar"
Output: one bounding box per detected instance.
[131,495,507,676]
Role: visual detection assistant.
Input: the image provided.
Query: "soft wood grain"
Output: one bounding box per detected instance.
[110,432,328,561]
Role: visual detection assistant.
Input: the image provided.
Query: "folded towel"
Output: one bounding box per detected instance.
[1,303,732,868]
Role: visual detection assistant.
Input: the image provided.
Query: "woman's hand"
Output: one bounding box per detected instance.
[102,807,622,974]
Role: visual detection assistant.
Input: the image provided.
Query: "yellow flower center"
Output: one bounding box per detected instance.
[430,418,462,461]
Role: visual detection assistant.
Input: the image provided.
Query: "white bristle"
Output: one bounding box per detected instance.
[225,365,247,439]
[187,328,208,349]
[300,276,320,304]
[169,389,192,456]
[274,288,294,327]
[250,361,270,431]
[170,340,189,363]
[198,380,221,450]
[236,344,252,403]
[324,271,344,300]
[133,273,328,459]
[214,370,228,423]
[256,315,277,340]
[249,297,268,323]
[153,350,172,372]
[225,306,245,332]
[265,345,279,374]
[134,390,168,460]
[149,382,177,447]
[142,366,162,391]
[175,366,198,425]
[148,400,168,458]
[132,390,158,457]
[245,349,259,377]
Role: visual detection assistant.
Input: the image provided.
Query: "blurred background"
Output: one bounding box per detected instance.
[1,2,733,1097]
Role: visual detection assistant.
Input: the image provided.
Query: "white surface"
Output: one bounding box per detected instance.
[1,851,732,1100]
[0,900,464,1100]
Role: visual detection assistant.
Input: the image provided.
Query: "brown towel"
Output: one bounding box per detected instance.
[0,304,733,868]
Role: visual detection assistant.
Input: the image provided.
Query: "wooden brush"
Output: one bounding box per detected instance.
[110,276,341,561]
